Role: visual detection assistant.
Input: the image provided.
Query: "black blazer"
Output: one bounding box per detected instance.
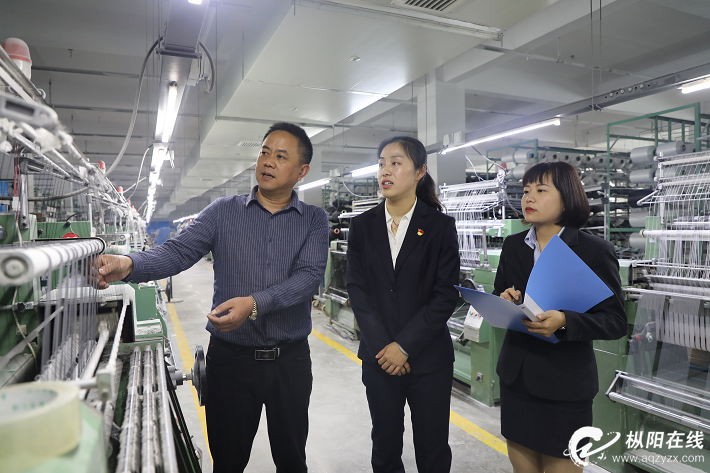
[346,200,460,374]
[494,227,627,401]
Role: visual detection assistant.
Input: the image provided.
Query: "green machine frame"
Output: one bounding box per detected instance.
[452,219,526,406]
[604,102,710,241]
[0,214,202,472]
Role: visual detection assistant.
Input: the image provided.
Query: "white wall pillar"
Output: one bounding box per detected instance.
[417,74,466,187]
[298,147,325,206]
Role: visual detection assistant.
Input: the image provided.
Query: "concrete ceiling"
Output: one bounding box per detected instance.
[3,0,710,221]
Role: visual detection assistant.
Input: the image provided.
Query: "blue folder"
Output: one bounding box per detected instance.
[457,234,614,343]
[456,286,557,342]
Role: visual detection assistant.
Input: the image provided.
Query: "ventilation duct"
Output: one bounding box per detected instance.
[392,0,460,13]
[237,141,261,148]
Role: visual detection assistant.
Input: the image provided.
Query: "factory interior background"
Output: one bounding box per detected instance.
[2,0,710,472]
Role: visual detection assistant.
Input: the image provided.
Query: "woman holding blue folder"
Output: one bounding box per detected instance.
[495,161,626,472]
[347,136,460,473]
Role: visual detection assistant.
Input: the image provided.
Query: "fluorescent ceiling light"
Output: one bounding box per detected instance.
[441,118,561,155]
[173,213,199,223]
[146,146,167,214]
[188,0,202,3]
[150,147,167,170]
[681,77,710,94]
[352,164,378,177]
[298,178,330,191]
[157,82,179,143]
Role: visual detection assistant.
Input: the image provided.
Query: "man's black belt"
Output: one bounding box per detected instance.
[210,336,307,361]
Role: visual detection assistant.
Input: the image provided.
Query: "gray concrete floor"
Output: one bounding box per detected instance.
[163,261,606,473]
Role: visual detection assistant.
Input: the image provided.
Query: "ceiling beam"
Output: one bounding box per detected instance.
[243,79,412,103]
[466,107,525,117]
[426,60,710,153]
[216,115,413,132]
[296,0,502,40]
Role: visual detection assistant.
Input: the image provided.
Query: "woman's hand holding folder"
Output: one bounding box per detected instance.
[521,310,566,338]
[499,286,566,338]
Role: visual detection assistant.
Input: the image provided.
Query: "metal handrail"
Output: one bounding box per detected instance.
[606,371,710,434]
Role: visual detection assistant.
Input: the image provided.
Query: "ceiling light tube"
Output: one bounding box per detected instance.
[173,213,199,223]
[149,171,160,187]
[150,147,166,170]
[681,77,710,94]
[351,164,378,177]
[441,118,561,155]
[298,178,331,191]
[157,82,179,143]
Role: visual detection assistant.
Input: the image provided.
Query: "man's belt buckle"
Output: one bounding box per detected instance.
[255,348,279,361]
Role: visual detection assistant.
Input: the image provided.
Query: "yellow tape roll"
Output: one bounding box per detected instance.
[0,382,82,473]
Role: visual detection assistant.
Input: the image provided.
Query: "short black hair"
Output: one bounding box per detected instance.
[262,122,313,165]
[522,161,589,228]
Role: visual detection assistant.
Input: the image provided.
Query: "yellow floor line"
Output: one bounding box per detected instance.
[161,278,212,462]
[311,329,362,365]
[449,411,508,456]
[310,327,508,457]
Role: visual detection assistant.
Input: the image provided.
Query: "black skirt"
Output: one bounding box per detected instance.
[500,376,593,458]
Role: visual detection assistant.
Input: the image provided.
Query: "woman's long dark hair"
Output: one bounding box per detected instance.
[377,136,443,212]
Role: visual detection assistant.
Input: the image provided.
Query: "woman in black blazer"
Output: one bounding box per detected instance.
[494,162,626,472]
[346,136,460,473]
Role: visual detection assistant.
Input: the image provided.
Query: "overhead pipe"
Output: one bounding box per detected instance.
[475,44,653,80]
[32,65,157,80]
[52,104,200,118]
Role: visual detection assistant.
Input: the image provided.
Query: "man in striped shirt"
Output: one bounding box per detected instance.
[97,122,329,473]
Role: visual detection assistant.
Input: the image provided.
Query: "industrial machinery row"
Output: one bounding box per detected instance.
[0,31,205,473]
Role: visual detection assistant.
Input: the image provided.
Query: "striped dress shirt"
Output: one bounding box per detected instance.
[126,186,329,346]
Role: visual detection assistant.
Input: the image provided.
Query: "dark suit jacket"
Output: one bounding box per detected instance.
[346,200,460,374]
[494,227,627,401]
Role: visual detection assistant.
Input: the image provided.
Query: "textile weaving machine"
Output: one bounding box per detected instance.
[439,174,526,405]
[598,148,710,473]
[321,189,381,339]
[0,84,201,472]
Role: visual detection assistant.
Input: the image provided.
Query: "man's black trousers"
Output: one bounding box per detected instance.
[205,336,312,473]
